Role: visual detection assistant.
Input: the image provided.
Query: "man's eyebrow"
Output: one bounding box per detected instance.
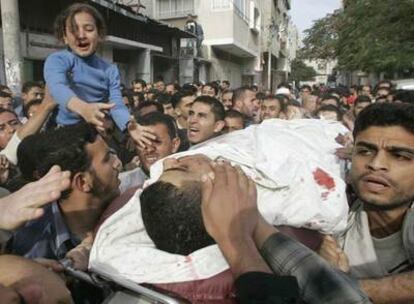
[387,146,414,155]
[355,141,377,150]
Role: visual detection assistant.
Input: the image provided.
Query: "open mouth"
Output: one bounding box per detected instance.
[362,175,391,191]
[144,155,159,164]
[188,127,199,137]
[77,41,90,50]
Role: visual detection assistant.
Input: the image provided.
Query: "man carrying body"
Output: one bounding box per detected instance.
[320,103,414,303]
[91,118,349,285]
[232,86,259,126]
[260,95,285,121]
[119,112,181,192]
[7,123,121,261]
[187,96,225,145]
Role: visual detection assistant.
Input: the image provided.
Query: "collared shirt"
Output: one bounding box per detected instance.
[6,202,81,260]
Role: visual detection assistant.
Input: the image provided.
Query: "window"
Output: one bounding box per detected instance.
[212,0,230,9]
[249,1,260,33]
[233,0,249,22]
[157,0,194,18]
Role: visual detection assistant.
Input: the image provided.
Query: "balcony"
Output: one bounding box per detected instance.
[156,0,195,19]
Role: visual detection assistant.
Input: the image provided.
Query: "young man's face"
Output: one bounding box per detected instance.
[221,92,233,110]
[237,90,258,118]
[133,82,144,93]
[353,102,371,117]
[86,136,122,205]
[187,102,224,145]
[225,116,244,133]
[351,126,414,209]
[155,81,166,92]
[201,85,215,97]
[175,95,195,120]
[260,99,282,121]
[137,123,180,174]
[64,11,99,57]
[162,103,176,118]
[22,87,44,105]
[0,96,12,111]
[0,112,21,149]
[165,84,176,96]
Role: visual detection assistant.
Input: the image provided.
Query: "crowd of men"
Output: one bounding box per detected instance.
[0,76,413,303]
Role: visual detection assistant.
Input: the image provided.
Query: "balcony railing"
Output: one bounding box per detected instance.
[156,0,194,19]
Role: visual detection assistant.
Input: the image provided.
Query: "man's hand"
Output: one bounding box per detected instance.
[318,235,350,273]
[128,117,157,148]
[0,166,71,231]
[201,161,258,243]
[200,161,270,278]
[41,87,57,112]
[65,234,93,271]
[0,155,10,184]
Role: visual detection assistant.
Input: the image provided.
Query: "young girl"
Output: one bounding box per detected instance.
[44,3,154,147]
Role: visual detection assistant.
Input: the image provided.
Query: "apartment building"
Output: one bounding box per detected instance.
[140,0,264,87]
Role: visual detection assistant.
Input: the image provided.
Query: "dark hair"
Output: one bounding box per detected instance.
[193,96,225,121]
[166,83,181,91]
[137,112,178,140]
[155,93,172,105]
[20,123,99,199]
[171,90,194,108]
[232,86,255,107]
[225,110,246,127]
[394,90,414,104]
[140,180,214,255]
[22,99,43,118]
[0,85,10,93]
[136,101,164,116]
[353,103,414,139]
[22,81,43,94]
[256,92,266,101]
[221,89,233,96]
[286,99,302,108]
[222,80,230,86]
[0,91,12,98]
[316,104,343,121]
[301,85,312,92]
[132,79,147,87]
[321,94,340,106]
[181,83,198,94]
[202,82,219,96]
[54,3,106,42]
[354,95,372,106]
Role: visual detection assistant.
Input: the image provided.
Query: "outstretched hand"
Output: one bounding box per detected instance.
[128,116,157,148]
[80,102,115,131]
[0,165,71,231]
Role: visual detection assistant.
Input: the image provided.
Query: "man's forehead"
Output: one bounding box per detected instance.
[356,126,414,146]
[0,112,17,122]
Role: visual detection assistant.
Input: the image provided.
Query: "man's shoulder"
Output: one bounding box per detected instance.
[7,204,56,258]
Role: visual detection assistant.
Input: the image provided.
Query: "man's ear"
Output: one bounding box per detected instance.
[213,120,226,133]
[174,107,182,117]
[72,172,92,193]
[171,137,181,153]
